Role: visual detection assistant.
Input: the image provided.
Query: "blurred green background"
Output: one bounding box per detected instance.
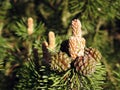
[0,0,120,90]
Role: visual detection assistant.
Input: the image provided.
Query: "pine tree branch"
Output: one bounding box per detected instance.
[95,19,104,33]
[33,48,40,71]
[5,63,20,76]
[93,19,104,43]
[102,57,118,89]
[40,1,57,11]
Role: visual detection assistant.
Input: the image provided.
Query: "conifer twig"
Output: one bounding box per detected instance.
[42,31,56,64]
[42,41,50,63]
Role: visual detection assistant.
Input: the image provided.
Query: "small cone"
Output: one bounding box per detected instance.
[74,47,101,75]
[50,51,71,72]
[85,47,102,62]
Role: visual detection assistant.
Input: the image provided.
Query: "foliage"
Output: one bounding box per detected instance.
[49,63,106,90]
[0,0,120,90]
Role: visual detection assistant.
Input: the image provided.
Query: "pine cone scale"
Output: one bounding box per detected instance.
[50,51,71,72]
[73,47,102,75]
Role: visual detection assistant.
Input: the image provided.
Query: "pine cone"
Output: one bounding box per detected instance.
[50,51,71,72]
[74,48,102,75]
[85,47,102,62]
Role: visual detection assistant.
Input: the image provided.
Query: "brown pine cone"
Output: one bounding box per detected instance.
[74,47,101,75]
[50,51,71,72]
[85,47,102,62]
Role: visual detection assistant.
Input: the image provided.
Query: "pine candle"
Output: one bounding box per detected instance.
[69,19,86,60]
[27,17,34,35]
